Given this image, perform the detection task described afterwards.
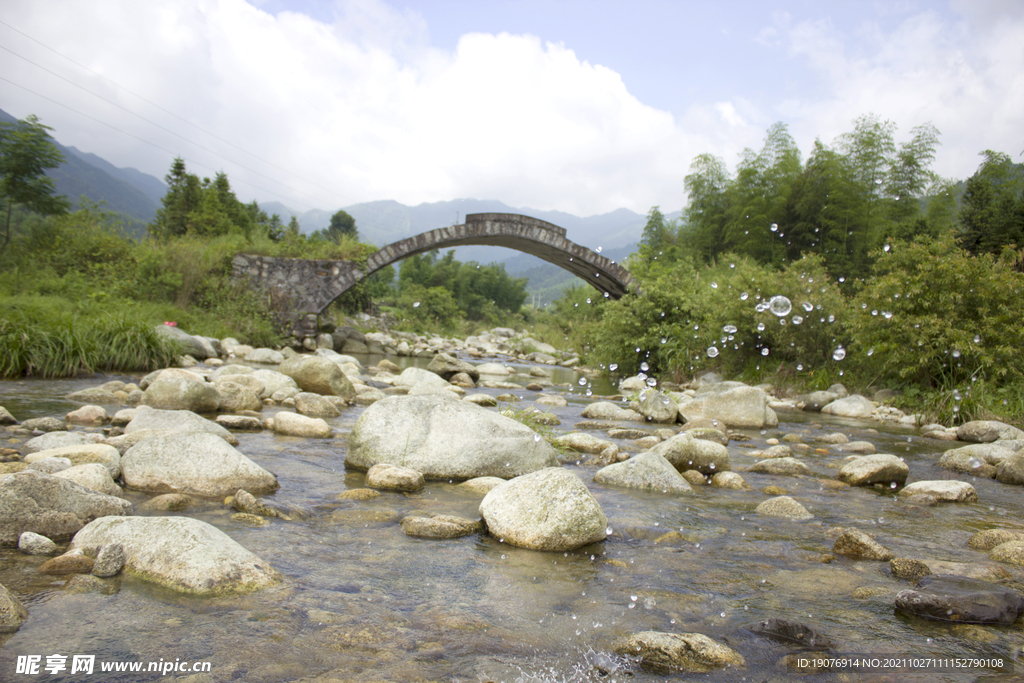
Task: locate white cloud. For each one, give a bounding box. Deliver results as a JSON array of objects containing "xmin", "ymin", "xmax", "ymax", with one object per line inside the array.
[{"xmin": 1, "ymin": 0, "xmax": 1021, "ymax": 218}]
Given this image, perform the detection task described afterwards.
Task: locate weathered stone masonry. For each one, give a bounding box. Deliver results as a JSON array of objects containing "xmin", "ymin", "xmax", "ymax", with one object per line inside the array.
[{"xmin": 232, "ymin": 213, "xmax": 634, "ymax": 336}]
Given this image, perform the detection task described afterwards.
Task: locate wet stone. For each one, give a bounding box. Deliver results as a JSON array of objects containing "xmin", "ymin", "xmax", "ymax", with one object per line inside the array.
[
  {"xmin": 833, "ymin": 529, "xmax": 893, "ymax": 561},
  {"xmin": 968, "ymin": 529, "xmax": 1024, "ymax": 551},
  {"xmin": 399, "ymin": 514, "xmax": 483, "ymax": 539},
  {"xmin": 894, "ymin": 574, "xmax": 1024, "ymax": 625},
  {"xmin": 746, "ymin": 617, "xmax": 836, "ymax": 650},
  {"xmin": 39, "ymin": 553, "xmax": 95, "ymax": 575},
  {"xmin": 890, "ymin": 558, "xmax": 932, "ymax": 582}
]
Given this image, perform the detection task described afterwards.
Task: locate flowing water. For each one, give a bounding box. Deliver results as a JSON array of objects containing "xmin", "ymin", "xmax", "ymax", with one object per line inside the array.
[{"xmin": 0, "ymin": 360, "xmax": 1022, "ymax": 682}]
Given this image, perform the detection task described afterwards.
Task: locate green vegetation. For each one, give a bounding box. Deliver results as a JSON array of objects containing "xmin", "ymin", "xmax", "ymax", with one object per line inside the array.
[
  {"xmin": 0, "ymin": 126, "xmax": 384, "ymax": 377},
  {"xmin": 538, "ymin": 116, "xmax": 1024, "ymax": 425},
  {"xmin": 371, "ymin": 249, "xmax": 529, "ymax": 335}
]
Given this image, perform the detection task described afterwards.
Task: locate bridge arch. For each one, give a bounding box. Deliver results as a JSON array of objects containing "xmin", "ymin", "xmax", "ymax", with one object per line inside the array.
[{"xmin": 231, "ymin": 213, "xmax": 634, "ymax": 335}]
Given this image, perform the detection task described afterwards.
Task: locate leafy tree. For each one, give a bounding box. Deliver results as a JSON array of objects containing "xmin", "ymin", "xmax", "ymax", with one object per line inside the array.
[
  {"xmin": 958, "ymin": 151, "xmax": 1024, "ymax": 256},
  {"xmin": 0, "ymin": 114, "xmax": 70, "ymax": 254},
  {"xmin": 328, "ymin": 210, "xmax": 357, "ymax": 241}
]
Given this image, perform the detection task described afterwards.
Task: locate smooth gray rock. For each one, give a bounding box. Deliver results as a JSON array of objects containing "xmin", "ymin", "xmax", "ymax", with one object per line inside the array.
[
  {"xmin": 23, "ymin": 431, "xmax": 98, "ymax": 454},
  {"xmin": 69, "ymin": 516, "xmax": 280, "ymax": 595},
  {"xmin": 638, "ymin": 390, "xmax": 679, "ymax": 423},
  {"xmin": 680, "ymin": 383, "xmax": 778, "ymax": 428},
  {"xmin": 250, "ymin": 369, "xmax": 299, "ymax": 398},
  {"xmin": 837, "ymin": 454, "xmax": 909, "ymax": 487},
  {"xmin": 24, "ymin": 444, "xmax": 121, "ymax": 479},
  {"xmin": 796, "ymin": 391, "xmax": 839, "ymax": 412},
  {"xmin": 54, "ymin": 463, "xmax": 123, "ymax": 497},
  {"xmin": 645, "ymin": 433, "xmax": 729, "ymax": 475},
  {"xmin": 479, "ymin": 468, "xmax": 607, "ymax": 551},
  {"xmin": 293, "ymin": 392, "xmax": 342, "ymax": 418},
  {"xmin": 0, "ymin": 470, "xmax": 132, "ymax": 545},
  {"xmin": 594, "ymin": 452, "xmax": 693, "ymax": 494},
  {"xmin": 957, "ymin": 420, "xmax": 1024, "ymax": 443},
  {"xmin": 580, "ymin": 402, "xmax": 644, "ymax": 422},
  {"xmin": 821, "ymin": 395, "xmax": 875, "ymax": 418},
  {"xmin": 141, "ymin": 378, "xmax": 221, "ymax": 412},
  {"xmin": 894, "ymin": 574, "xmax": 1024, "ymax": 624},
  {"xmin": 153, "ymin": 324, "xmax": 215, "ymax": 359},
  {"xmin": 266, "ymin": 411, "xmax": 333, "ymax": 438},
  {"xmin": 279, "ymin": 355, "xmax": 355, "ymax": 398},
  {"xmin": 122, "ymin": 432, "xmax": 278, "ymax": 497},
  {"xmin": 124, "ymin": 409, "xmax": 237, "ymax": 444},
  {"xmin": 27, "ymin": 457, "xmax": 72, "ymax": 474},
  {"xmin": 746, "ymin": 617, "xmax": 836, "ymax": 650},
  {"xmin": 20, "ymin": 417, "xmax": 66, "ymax": 432},
  {"xmin": 366, "ymin": 463, "xmax": 425, "ymax": 492},
  {"xmin": 400, "ymin": 514, "xmax": 482, "ymax": 539},
  {"xmin": 348, "ymin": 394, "xmax": 558, "ymax": 480}
]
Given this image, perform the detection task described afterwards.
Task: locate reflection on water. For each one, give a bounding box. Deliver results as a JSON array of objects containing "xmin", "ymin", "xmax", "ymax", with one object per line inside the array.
[{"xmin": 1, "ymin": 367, "xmax": 1022, "ymax": 681}]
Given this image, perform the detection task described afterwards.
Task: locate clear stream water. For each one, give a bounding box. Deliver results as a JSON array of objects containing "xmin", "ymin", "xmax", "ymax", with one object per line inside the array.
[{"xmin": 0, "ymin": 357, "xmax": 1022, "ymax": 682}]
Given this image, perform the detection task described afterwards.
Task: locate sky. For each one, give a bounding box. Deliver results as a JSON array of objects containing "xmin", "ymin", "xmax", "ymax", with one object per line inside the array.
[{"xmin": 1, "ymin": 0, "xmax": 1022, "ymax": 217}]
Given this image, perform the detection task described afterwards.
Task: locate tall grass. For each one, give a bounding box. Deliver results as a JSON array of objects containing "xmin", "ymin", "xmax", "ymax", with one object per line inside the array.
[{"xmin": 0, "ymin": 302, "xmax": 181, "ymax": 378}]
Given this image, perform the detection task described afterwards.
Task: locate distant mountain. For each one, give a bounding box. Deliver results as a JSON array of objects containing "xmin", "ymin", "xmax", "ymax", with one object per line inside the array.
[{"xmin": 0, "ymin": 108, "xmax": 166, "ymax": 233}]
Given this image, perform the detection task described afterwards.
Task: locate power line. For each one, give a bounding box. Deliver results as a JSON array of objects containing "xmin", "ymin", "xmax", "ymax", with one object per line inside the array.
[
  {"xmin": 0, "ymin": 75, "xmax": 327, "ymax": 211},
  {"xmin": 0, "ymin": 18, "xmax": 358, "ymax": 210},
  {"xmin": 0, "ymin": 43, "xmax": 338, "ymax": 211}
]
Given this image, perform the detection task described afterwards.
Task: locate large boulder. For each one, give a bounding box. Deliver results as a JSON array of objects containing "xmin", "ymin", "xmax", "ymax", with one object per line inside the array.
[
  {"xmin": 638, "ymin": 390, "xmax": 679, "ymax": 423},
  {"xmin": 821, "ymin": 395, "xmax": 875, "ymax": 419},
  {"xmin": 124, "ymin": 409, "xmax": 236, "ymax": 444},
  {"xmin": 479, "ymin": 468, "xmax": 607, "ymax": 551},
  {"xmin": 679, "ymin": 383, "xmax": 778, "ymax": 429},
  {"xmin": 121, "ymin": 432, "xmax": 278, "ymax": 497},
  {"xmin": 894, "ymin": 574, "xmax": 1024, "ymax": 624},
  {"xmin": 141, "ymin": 378, "xmax": 221, "ymax": 412},
  {"xmin": 153, "ymin": 324, "xmax": 215, "ymax": 359},
  {"xmin": 0, "ymin": 470, "xmax": 132, "ymax": 546},
  {"xmin": 593, "ymin": 452, "xmax": 693, "ymax": 494},
  {"xmin": 279, "ymin": 355, "xmax": 355, "ymax": 399},
  {"xmin": 836, "ymin": 454, "xmax": 909, "ymax": 487},
  {"xmin": 957, "ymin": 420, "xmax": 1024, "ymax": 443},
  {"xmin": 69, "ymin": 516, "xmax": 280, "ymax": 595},
  {"xmin": 347, "ymin": 394, "xmax": 558, "ymax": 480},
  {"xmin": 645, "ymin": 433, "xmax": 730, "ymax": 475}
]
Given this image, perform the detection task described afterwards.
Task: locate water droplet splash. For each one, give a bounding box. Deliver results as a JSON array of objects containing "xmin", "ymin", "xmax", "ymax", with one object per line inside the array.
[
  {"xmin": 707, "ymin": 346, "xmax": 720, "ymax": 358},
  {"xmin": 768, "ymin": 295, "xmax": 792, "ymax": 317},
  {"xmin": 832, "ymin": 346, "xmax": 847, "ymax": 361}
]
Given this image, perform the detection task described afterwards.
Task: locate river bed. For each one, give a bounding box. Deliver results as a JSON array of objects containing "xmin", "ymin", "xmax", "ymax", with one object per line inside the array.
[{"xmin": 1, "ymin": 357, "xmax": 1022, "ymax": 682}]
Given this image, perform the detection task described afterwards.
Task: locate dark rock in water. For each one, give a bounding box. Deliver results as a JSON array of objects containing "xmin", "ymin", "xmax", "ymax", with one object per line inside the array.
[
  {"xmin": 890, "ymin": 558, "xmax": 932, "ymax": 583},
  {"xmin": 746, "ymin": 617, "xmax": 836, "ymax": 650},
  {"xmin": 894, "ymin": 574, "xmax": 1024, "ymax": 625}
]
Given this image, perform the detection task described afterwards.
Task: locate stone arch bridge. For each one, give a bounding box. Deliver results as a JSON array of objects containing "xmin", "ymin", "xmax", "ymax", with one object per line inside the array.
[{"xmin": 232, "ymin": 213, "xmax": 634, "ymax": 336}]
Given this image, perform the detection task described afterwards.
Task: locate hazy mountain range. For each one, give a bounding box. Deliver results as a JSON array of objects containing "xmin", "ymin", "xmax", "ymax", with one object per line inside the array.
[{"xmin": 3, "ymin": 107, "xmax": 662, "ymax": 301}]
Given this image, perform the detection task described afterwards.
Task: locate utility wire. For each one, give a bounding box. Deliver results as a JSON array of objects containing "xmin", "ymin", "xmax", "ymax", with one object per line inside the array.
[
  {"xmin": 0, "ymin": 43, "xmax": 339, "ymax": 211},
  {"xmin": 0, "ymin": 74, "xmax": 327, "ymax": 211},
  {"xmin": 0, "ymin": 17, "xmax": 353, "ymax": 204}
]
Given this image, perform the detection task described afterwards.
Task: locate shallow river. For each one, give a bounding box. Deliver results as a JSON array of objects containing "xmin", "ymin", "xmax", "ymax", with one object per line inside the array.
[{"xmin": 0, "ymin": 357, "xmax": 1022, "ymax": 682}]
